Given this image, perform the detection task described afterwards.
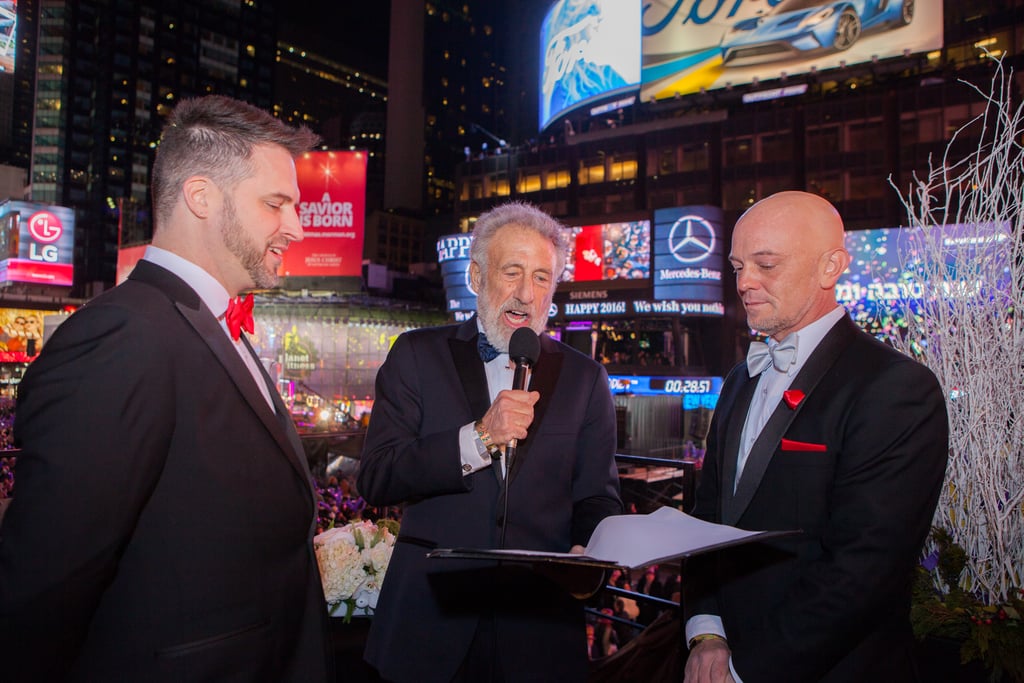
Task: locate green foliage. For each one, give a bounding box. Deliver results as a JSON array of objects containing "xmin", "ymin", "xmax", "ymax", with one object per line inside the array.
[
  {"xmin": 377, "ymin": 518, "xmax": 401, "ymax": 538},
  {"xmin": 913, "ymin": 528, "xmax": 1024, "ymax": 682}
]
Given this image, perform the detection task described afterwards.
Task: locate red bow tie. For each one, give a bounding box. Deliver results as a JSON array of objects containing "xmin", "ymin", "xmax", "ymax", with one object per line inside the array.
[{"xmin": 224, "ymin": 293, "xmax": 255, "ymax": 341}]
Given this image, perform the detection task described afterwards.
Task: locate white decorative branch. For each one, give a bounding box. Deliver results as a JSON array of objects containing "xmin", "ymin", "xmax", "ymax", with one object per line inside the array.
[{"xmin": 888, "ymin": 56, "xmax": 1024, "ymax": 605}]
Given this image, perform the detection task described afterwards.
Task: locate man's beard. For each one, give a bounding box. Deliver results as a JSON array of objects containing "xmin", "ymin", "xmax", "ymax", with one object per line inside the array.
[
  {"xmin": 221, "ymin": 195, "xmax": 277, "ymax": 289},
  {"xmin": 477, "ymin": 288, "xmax": 549, "ymax": 353}
]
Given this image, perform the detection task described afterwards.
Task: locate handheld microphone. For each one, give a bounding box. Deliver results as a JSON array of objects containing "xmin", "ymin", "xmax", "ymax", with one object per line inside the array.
[
  {"xmin": 498, "ymin": 327, "xmax": 540, "ymax": 548},
  {"xmin": 505, "ymin": 327, "xmax": 541, "ymax": 463}
]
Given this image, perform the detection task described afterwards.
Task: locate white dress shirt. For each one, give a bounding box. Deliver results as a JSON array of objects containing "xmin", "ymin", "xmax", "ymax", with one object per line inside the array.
[
  {"xmin": 457, "ymin": 324, "xmax": 529, "ymax": 479},
  {"xmin": 734, "ymin": 305, "xmax": 846, "ymax": 488},
  {"xmin": 142, "ymin": 246, "xmax": 275, "ymax": 410}
]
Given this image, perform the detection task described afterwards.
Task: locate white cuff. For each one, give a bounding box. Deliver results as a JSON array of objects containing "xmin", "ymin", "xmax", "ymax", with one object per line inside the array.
[
  {"xmin": 684, "ymin": 614, "xmax": 726, "ymax": 648},
  {"xmin": 459, "ymin": 422, "xmax": 493, "ymax": 476}
]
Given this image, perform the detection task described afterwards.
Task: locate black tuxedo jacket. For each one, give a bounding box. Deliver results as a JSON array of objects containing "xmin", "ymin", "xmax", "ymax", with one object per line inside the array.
[
  {"xmin": 0, "ymin": 260, "xmax": 331, "ymax": 682},
  {"xmin": 684, "ymin": 315, "xmax": 948, "ymax": 682},
  {"xmin": 357, "ymin": 317, "xmax": 621, "ymax": 683}
]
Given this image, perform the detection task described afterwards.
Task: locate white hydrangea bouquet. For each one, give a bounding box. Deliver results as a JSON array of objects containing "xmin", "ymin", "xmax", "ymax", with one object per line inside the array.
[{"xmin": 314, "ymin": 518, "xmax": 398, "ymax": 622}]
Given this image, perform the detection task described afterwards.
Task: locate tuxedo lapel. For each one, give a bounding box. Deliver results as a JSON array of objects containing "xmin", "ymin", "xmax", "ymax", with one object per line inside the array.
[
  {"xmin": 508, "ymin": 337, "xmax": 562, "ymax": 483},
  {"xmin": 128, "ymin": 261, "xmax": 313, "ymax": 492},
  {"xmin": 725, "ymin": 317, "xmax": 857, "ymax": 525},
  {"xmin": 450, "ymin": 320, "xmax": 490, "ymax": 422},
  {"xmin": 720, "ymin": 370, "xmax": 759, "ymax": 520},
  {"xmin": 175, "ymin": 302, "xmax": 313, "ymax": 484},
  {"xmin": 450, "ymin": 319, "xmax": 502, "ymax": 491},
  {"xmin": 241, "ymin": 334, "xmax": 315, "ymax": 493}
]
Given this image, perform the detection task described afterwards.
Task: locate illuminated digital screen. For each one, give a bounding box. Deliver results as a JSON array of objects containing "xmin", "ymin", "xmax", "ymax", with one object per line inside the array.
[
  {"xmin": 0, "ymin": 199, "xmax": 75, "ymax": 287},
  {"xmin": 563, "ymin": 220, "xmax": 650, "ymax": 283},
  {"xmin": 838, "ymin": 222, "xmax": 1011, "ymax": 334},
  {"xmin": 641, "ymin": 0, "xmax": 943, "ymax": 102},
  {"xmin": 540, "ymin": 0, "xmax": 642, "ymax": 130},
  {"xmin": 284, "ymin": 151, "xmax": 367, "ymax": 278},
  {"xmin": 0, "ymin": 1, "xmax": 15, "ymax": 74},
  {"xmin": 608, "ymin": 374, "xmax": 722, "ymax": 409},
  {"xmin": 436, "ymin": 233, "xmax": 477, "ymax": 315},
  {"xmin": 652, "ymin": 206, "xmax": 725, "ymax": 305},
  {"xmin": 538, "ymin": 0, "xmax": 944, "ymax": 129}
]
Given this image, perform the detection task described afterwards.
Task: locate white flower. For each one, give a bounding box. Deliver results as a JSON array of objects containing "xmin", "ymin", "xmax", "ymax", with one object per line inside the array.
[
  {"xmin": 314, "ymin": 520, "xmax": 397, "ymax": 616},
  {"xmin": 314, "ymin": 531, "xmax": 364, "ymax": 604},
  {"xmin": 364, "ymin": 539, "xmax": 393, "ymax": 574}
]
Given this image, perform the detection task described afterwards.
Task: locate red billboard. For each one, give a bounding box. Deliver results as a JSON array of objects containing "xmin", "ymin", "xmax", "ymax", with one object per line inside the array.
[{"xmin": 283, "ymin": 150, "xmax": 367, "ymax": 278}]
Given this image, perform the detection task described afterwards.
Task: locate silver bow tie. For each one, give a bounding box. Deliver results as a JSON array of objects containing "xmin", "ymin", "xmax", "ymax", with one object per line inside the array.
[{"xmin": 746, "ymin": 338, "xmax": 798, "ymax": 376}]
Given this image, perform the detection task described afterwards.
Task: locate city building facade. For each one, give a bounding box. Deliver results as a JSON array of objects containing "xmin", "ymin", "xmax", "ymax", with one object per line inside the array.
[
  {"xmin": 18, "ymin": 0, "xmax": 278, "ymax": 297},
  {"xmin": 453, "ymin": 0, "xmax": 1024, "ymax": 379}
]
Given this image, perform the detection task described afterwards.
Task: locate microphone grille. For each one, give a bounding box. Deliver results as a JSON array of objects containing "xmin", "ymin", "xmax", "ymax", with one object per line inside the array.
[{"xmin": 508, "ymin": 327, "xmax": 541, "ymax": 365}]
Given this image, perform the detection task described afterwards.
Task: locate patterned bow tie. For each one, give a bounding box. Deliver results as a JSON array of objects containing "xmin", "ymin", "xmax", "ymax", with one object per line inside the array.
[
  {"xmin": 746, "ymin": 338, "xmax": 797, "ymax": 376},
  {"xmin": 224, "ymin": 293, "xmax": 255, "ymax": 341},
  {"xmin": 477, "ymin": 331, "xmax": 502, "ymax": 362}
]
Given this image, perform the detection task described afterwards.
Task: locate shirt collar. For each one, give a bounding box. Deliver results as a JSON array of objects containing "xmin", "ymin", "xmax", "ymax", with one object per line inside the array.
[
  {"xmin": 774, "ymin": 305, "xmax": 846, "ymax": 373},
  {"xmin": 142, "ymin": 245, "xmax": 231, "ymax": 317}
]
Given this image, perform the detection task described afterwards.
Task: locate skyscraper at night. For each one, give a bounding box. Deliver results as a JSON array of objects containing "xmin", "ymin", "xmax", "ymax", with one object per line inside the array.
[
  {"xmin": 386, "ymin": 0, "xmax": 512, "ymax": 215},
  {"xmin": 16, "ymin": 0, "xmax": 278, "ymax": 296}
]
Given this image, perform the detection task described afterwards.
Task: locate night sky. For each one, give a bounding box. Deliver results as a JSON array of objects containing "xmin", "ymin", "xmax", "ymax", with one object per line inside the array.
[
  {"xmin": 278, "ymin": 0, "xmax": 555, "ymax": 145},
  {"xmin": 280, "ymin": 1, "xmax": 392, "ymax": 79}
]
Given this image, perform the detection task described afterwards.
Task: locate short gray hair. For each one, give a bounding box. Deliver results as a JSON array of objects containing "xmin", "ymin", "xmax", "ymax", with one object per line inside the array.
[{"xmin": 469, "ymin": 201, "xmax": 569, "ymax": 278}]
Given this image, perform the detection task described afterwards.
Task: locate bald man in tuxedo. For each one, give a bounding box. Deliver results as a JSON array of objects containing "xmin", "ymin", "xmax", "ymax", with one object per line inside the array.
[{"xmin": 683, "ymin": 191, "xmax": 948, "ymax": 683}]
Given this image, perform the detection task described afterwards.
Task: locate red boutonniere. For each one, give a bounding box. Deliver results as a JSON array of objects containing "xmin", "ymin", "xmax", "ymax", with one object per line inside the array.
[{"xmin": 783, "ymin": 389, "xmax": 805, "ymax": 410}]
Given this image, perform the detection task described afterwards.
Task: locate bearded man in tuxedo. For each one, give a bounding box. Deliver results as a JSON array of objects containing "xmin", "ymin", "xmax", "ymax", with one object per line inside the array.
[
  {"xmin": 0, "ymin": 96, "xmax": 331, "ymax": 682},
  {"xmin": 358, "ymin": 201, "xmax": 622, "ymax": 683}
]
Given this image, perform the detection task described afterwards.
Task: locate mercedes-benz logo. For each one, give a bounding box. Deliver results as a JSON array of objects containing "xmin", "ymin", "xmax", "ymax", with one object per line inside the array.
[{"xmin": 668, "ymin": 215, "xmax": 716, "ymax": 264}]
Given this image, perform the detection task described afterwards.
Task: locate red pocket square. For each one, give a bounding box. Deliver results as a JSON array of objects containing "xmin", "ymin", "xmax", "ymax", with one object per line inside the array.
[{"xmin": 781, "ymin": 438, "xmax": 827, "ymax": 452}]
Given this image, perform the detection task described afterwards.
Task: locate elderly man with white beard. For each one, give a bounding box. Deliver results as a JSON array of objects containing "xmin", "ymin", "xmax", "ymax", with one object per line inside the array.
[{"xmin": 357, "ymin": 201, "xmax": 622, "ymax": 683}]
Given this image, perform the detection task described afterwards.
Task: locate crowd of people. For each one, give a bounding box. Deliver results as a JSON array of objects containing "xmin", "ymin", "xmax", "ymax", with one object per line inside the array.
[
  {"xmin": 586, "ymin": 563, "xmax": 678, "ymax": 661},
  {"xmin": 0, "ymin": 399, "xmax": 14, "ymax": 516}
]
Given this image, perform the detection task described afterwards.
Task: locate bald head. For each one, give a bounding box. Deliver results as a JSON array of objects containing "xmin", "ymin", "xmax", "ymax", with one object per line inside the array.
[
  {"xmin": 738, "ymin": 190, "xmax": 846, "ymax": 252},
  {"xmin": 729, "ymin": 191, "xmax": 851, "ymax": 340}
]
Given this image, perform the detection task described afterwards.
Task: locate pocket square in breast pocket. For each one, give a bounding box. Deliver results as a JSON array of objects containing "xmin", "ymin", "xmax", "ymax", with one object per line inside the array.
[{"xmin": 780, "ymin": 438, "xmax": 827, "ymax": 452}]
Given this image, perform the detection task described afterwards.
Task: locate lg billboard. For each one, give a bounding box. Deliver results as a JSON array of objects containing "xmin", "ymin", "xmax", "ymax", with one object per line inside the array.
[
  {"xmin": 0, "ymin": 200, "xmax": 75, "ymax": 287},
  {"xmin": 539, "ymin": 0, "xmax": 944, "ymax": 130}
]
